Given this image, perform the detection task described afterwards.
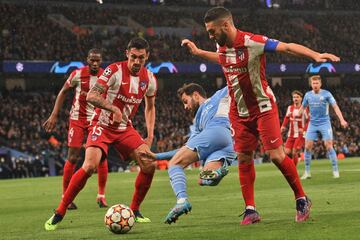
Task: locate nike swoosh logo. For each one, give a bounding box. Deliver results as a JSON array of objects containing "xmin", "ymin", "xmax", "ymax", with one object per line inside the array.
[
  {"xmin": 270, "ymin": 138, "xmax": 279, "ymax": 143},
  {"xmin": 122, "ymin": 82, "xmax": 129, "ymax": 85}
]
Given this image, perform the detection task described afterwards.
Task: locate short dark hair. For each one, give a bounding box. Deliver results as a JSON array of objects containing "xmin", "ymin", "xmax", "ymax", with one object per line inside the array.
[
  {"xmin": 88, "ymin": 48, "xmax": 102, "ymax": 56},
  {"xmin": 291, "ymin": 90, "xmax": 303, "ymax": 98},
  {"xmin": 127, "ymin": 37, "xmax": 150, "ymax": 52},
  {"xmin": 204, "ymin": 7, "xmax": 232, "ymax": 23},
  {"xmin": 177, "ymin": 83, "xmax": 207, "ymax": 99}
]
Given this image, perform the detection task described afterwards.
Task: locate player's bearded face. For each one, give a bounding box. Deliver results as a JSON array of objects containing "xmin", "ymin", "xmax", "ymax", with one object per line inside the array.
[
  {"xmin": 127, "ymin": 48, "xmax": 149, "ymax": 75},
  {"xmin": 182, "ymin": 94, "xmax": 200, "ymax": 117},
  {"xmin": 87, "ymin": 53, "xmax": 102, "ymax": 74},
  {"xmin": 206, "ymin": 22, "xmax": 228, "ymax": 47}
]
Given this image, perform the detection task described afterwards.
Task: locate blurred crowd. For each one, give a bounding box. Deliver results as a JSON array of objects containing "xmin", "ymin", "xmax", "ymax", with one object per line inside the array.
[
  {"xmin": 1, "ymin": 3, "xmax": 359, "ymax": 62},
  {"xmin": 1, "ymin": 83, "xmax": 360, "ymax": 179}
]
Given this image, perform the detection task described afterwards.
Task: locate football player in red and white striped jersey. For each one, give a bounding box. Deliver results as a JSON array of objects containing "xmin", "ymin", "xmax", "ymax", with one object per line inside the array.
[
  {"xmin": 281, "ymin": 91, "xmax": 309, "ymax": 166},
  {"xmin": 182, "ymin": 7, "xmax": 340, "ymax": 224},
  {"xmin": 45, "ymin": 38, "xmax": 157, "ymax": 230},
  {"xmin": 43, "ymin": 48, "xmax": 109, "ymax": 209}
]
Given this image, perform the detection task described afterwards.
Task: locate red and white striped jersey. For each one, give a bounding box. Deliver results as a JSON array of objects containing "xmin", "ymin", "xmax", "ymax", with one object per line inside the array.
[
  {"xmin": 65, "ymin": 66, "xmax": 104, "ymax": 122},
  {"xmin": 282, "ymin": 105, "xmax": 309, "ymax": 138},
  {"xmin": 95, "ymin": 61, "xmax": 157, "ymax": 131},
  {"xmin": 218, "ymin": 30, "xmax": 276, "ymax": 119}
]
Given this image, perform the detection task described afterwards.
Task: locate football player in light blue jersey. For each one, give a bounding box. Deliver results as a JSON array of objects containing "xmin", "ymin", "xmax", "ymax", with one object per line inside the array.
[
  {"xmin": 299, "ymin": 75, "xmax": 348, "ymax": 179},
  {"xmin": 155, "ymin": 83, "xmax": 236, "ymax": 224}
]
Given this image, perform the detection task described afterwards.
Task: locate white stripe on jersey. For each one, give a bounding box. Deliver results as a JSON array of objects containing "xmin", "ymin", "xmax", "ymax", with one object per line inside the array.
[
  {"xmin": 232, "ymin": 75, "xmax": 249, "ymax": 117},
  {"xmin": 225, "ymin": 47, "xmax": 237, "ymax": 64},
  {"xmin": 245, "ymin": 35, "xmax": 272, "ymax": 113},
  {"xmin": 86, "ymin": 75, "xmax": 98, "ymax": 122},
  {"xmin": 129, "ymin": 76, "xmax": 139, "ymax": 94}
]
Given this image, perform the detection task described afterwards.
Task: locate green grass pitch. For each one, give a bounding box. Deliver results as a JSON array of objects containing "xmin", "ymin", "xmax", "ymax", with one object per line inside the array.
[{"xmin": 1, "ymin": 158, "xmax": 360, "ymax": 240}]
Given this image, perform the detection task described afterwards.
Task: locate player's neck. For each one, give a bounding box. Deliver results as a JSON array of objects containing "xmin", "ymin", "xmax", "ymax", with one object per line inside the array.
[
  {"xmin": 226, "ymin": 27, "xmax": 238, "ymax": 47},
  {"xmin": 313, "ymin": 89, "xmax": 321, "ymax": 94},
  {"xmin": 199, "ymin": 97, "xmax": 206, "ymax": 105},
  {"xmin": 294, "ymin": 103, "xmax": 301, "ymax": 108}
]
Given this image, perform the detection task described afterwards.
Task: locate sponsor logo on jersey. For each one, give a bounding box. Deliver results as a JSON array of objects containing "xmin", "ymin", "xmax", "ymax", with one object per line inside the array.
[
  {"xmin": 222, "ymin": 66, "xmax": 248, "ymax": 73},
  {"xmin": 116, "ymin": 94, "xmax": 143, "ymax": 104}
]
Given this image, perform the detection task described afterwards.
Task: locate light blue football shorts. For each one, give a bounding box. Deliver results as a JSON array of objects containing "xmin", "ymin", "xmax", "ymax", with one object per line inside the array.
[
  {"xmin": 186, "ymin": 126, "xmax": 236, "ymax": 167},
  {"xmin": 305, "ymin": 122, "xmax": 333, "ymax": 141}
]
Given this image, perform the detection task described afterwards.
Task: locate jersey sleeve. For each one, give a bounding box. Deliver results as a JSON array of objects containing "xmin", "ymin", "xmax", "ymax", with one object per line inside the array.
[
  {"xmin": 327, "ymin": 91, "xmax": 336, "ymax": 105},
  {"xmin": 245, "ymin": 34, "xmax": 279, "ymax": 56},
  {"xmin": 302, "ymin": 93, "xmax": 309, "ymax": 107},
  {"xmin": 281, "ymin": 106, "xmax": 291, "ymax": 128},
  {"xmin": 96, "ymin": 64, "xmax": 118, "ymax": 90},
  {"xmin": 146, "ymin": 70, "xmax": 157, "ymax": 97},
  {"xmin": 65, "ymin": 69, "xmax": 80, "ymax": 88}
]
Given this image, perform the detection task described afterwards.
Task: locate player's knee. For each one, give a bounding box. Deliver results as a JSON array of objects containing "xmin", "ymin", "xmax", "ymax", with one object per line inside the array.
[
  {"xmin": 82, "ymin": 159, "xmax": 99, "ymax": 175},
  {"xmin": 168, "ymin": 158, "xmax": 187, "ymax": 168},
  {"xmin": 67, "ymin": 155, "xmax": 80, "ymax": 164},
  {"xmin": 68, "ymin": 148, "xmax": 82, "ymax": 163},
  {"xmin": 140, "ymin": 161, "xmax": 156, "ymax": 174},
  {"xmin": 237, "ymin": 151, "xmax": 253, "ymax": 164}
]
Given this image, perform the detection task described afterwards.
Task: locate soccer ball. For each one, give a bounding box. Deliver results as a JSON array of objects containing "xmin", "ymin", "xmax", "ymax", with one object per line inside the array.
[{"xmin": 104, "ymin": 204, "xmax": 135, "ymax": 234}]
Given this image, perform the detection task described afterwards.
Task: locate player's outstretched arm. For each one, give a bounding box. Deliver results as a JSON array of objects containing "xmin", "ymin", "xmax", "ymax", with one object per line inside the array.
[
  {"xmin": 275, "ymin": 42, "xmax": 340, "ymax": 62},
  {"xmin": 43, "ymin": 83, "xmax": 71, "ymax": 132},
  {"xmin": 156, "ymin": 149, "xmax": 179, "ymax": 160},
  {"xmin": 332, "ymin": 103, "xmax": 348, "ymax": 128},
  {"xmin": 87, "ymin": 82, "xmax": 122, "ymax": 124},
  {"xmin": 144, "ymin": 95, "xmax": 156, "ymax": 147},
  {"xmin": 181, "ymin": 39, "xmax": 220, "ymax": 63}
]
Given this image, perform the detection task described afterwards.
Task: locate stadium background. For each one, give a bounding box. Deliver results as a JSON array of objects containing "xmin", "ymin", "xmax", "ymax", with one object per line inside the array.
[{"xmin": 1, "ymin": 0, "xmax": 360, "ymax": 179}]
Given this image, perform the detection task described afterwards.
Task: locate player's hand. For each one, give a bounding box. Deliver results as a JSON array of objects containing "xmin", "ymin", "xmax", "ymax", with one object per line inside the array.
[
  {"xmin": 340, "ymin": 119, "xmax": 348, "ymax": 128},
  {"xmin": 111, "ymin": 107, "xmax": 122, "ymax": 125},
  {"xmin": 314, "ymin": 53, "xmax": 340, "ymax": 62},
  {"xmin": 43, "ymin": 115, "xmax": 57, "ymax": 132},
  {"xmin": 181, "ymin": 39, "xmax": 201, "ymax": 56},
  {"xmin": 280, "ymin": 126, "xmax": 286, "ymax": 133},
  {"xmin": 138, "ymin": 149, "xmax": 156, "ymax": 161}
]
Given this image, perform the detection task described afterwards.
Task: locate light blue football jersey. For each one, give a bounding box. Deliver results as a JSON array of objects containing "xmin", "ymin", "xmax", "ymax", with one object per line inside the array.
[
  {"xmin": 302, "ymin": 89, "xmax": 336, "ymax": 126},
  {"xmin": 191, "ymin": 87, "xmax": 230, "ymax": 136}
]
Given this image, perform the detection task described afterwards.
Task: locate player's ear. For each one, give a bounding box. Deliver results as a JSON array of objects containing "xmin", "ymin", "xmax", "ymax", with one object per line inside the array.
[
  {"xmin": 126, "ymin": 50, "xmax": 129, "ymax": 59},
  {"xmin": 145, "ymin": 51, "xmax": 150, "ymax": 61}
]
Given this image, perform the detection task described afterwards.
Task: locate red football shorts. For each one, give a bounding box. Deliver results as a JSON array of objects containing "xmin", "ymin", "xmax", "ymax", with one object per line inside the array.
[
  {"xmin": 85, "ymin": 124, "xmax": 145, "ymax": 159},
  {"xmin": 285, "ymin": 136, "xmax": 305, "ymax": 150},
  {"xmin": 230, "ymin": 107, "xmax": 283, "ymax": 152},
  {"xmin": 68, "ymin": 120, "xmax": 91, "ymax": 148}
]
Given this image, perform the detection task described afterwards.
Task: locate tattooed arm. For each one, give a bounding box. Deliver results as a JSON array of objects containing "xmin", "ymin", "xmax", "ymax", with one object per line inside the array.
[{"xmin": 87, "ymin": 82, "xmax": 122, "ymax": 123}]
